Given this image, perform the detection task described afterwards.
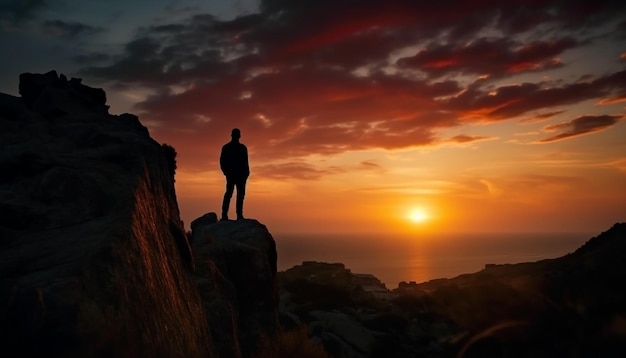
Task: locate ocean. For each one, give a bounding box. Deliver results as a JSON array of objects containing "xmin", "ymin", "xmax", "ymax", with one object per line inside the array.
[{"xmin": 274, "ymin": 232, "xmax": 593, "ymax": 289}]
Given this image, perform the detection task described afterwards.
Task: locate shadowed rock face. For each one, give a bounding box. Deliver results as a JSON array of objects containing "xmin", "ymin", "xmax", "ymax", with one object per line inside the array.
[
  {"xmin": 191, "ymin": 216, "xmax": 279, "ymax": 358},
  {"xmin": 0, "ymin": 73, "xmax": 211, "ymax": 357}
]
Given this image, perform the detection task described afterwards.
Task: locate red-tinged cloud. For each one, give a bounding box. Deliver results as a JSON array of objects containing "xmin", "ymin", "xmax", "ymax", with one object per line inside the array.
[
  {"xmin": 137, "ymin": 67, "xmax": 460, "ymax": 161},
  {"xmin": 538, "ymin": 115, "xmax": 623, "ymax": 143},
  {"xmin": 75, "ymin": 0, "xmax": 626, "ymax": 172},
  {"xmin": 446, "ymin": 70, "xmax": 626, "ymax": 120},
  {"xmin": 397, "ymin": 38, "xmax": 575, "ymax": 77},
  {"xmin": 598, "ymin": 95, "xmax": 626, "ymax": 105}
]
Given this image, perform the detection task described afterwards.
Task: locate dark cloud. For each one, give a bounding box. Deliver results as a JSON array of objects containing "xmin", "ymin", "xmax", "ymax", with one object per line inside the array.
[
  {"xmin": 397, "ymin": 37, "xmax": 576, "ymax": 78},
  {"xmin": 445, "ymin": 70, "xmax": 626, "ymax": 120},
  {"xmin": 41, "ymin": 20, "xmax": 103, "ymax": 38},
  {"xmin": 72, "ymin": 0, "xmax": 626, "ymax": 172},
  {"xmin": 0, "ymin": 0, "xmax": 47, "ymax": 21},
  {"xmin": 539, "ymin": 115, "xmax": 623, "ymax": 143},
  {"xmin": 80, "ymin": 15, "xmax": 235, "ymax": 86},
  {"xmin": 82, "ymin": 0, "xmax": 622, "ymax": 87},
  {"xmin": 72, "ymin": 52, "xmax": 111, "ymax": 65},
  {"xmin": 617, "ymin": 19, "xmax": 626, "ymax": 40}
]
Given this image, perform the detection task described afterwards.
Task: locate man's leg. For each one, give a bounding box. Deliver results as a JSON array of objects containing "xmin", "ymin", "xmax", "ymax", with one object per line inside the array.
[
  {"xmin": 221, "ymin": 178, "xmax": 235, "ymax": 220},
  {"xmin": 235, "ymin": 178, "xmax": 247, "ymax": 220}
]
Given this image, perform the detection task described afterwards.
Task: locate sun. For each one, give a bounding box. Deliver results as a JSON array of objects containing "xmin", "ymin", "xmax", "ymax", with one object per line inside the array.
[{"xmin": 407, "ymin": 208, "xmax": 429, "ymax": 224}]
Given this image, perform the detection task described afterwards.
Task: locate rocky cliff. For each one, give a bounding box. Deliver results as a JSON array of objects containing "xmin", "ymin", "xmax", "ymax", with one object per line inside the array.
[{"xmin": 0, "ymin": 71, "xmax": 279, "ymax": 357}]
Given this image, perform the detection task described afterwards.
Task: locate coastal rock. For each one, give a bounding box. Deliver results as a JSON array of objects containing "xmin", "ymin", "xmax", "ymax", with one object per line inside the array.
[
  {"xmin": 393, "ymin": 223, "xmax": 626, "ymax": 357},
  {"xmin": 191, "ymin": 216, "xmax": 279, "ymax": 357},
  {"xmin": 0, "ymin": 73, "xmax": 209, "ymax": 357},
  {"xmin": 278, "ymin": 261, "xmax": 465, "ymax": 357}
]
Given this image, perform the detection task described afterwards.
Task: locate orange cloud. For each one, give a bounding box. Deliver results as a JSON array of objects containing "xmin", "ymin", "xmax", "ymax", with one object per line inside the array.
[
  {"xmin": 598, "ymin": 95, "xmax": 626, "ymax": 105},
  {"xmin": 520, "ymin": 110, "xmax": 565, "ymax": 123},
  {"xmin": 447, "ymin": 134, "xmax": 494, "ymax": 143},
  {"xmin": 539, "ymin": 115, "xmax": 623, "ymax": 143}
]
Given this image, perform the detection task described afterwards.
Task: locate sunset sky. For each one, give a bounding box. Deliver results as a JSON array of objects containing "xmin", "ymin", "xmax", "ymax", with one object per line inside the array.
[{"xmin": 1, "ymin": 0, "xmax": 625, "ymax": 235}]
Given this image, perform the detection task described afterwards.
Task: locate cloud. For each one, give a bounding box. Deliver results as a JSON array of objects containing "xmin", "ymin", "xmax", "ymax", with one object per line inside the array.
[
  {"xmin": 72, "ymin": 52, "xmax": 111, "ymax": 65},
  {"xmin": 397, "ymin": 37, "xmax": 576, "ymax": 78},
  {"xmin": 73, "ymin": 0, "xmax": 626, "ymax": 173},
  {"xmin": 358, "ymin": 161, "xmax": 383, "ymax": 171},
  {"xmin": 253, "ymin": 161, "xmax": 344, "ymax": 180},
  {"xmin": 520, "ymin": 110, "xmax": 565, "ymax": 123},
  {"xmin": 41, "ymin": 20, "xmax": 103, "ymax": 38},
  {"xmin": 80, "ymin": 15, "xmax": 232, "ymax": 87},
  {"xmin": 0, "ymin": 0, "xmax": 47, "ymax": 21},
  {"xmin": 598, "ymin": 95, "xmax": 626, "ymax": 105},
  {"xmin": 539, "ymin": 115, "xmax": 623, "ymax": 143},
  {"xmin": 447, "ymin": 135, "xmax": 494, "ymax": 144},
  {"xmin": 0, "ymin": 0, "xmax": 47, "ymax": 31},
  {"xmin": 446, "ymin": 70, "xmax": 626, "ymax": 120},
  {"xmin": 507, "ymin": 174, "xmax": 585, "ymax": 191},
  {"xmin": 81, "ymin": 1, "xmax": 625, "ymax": 87}
]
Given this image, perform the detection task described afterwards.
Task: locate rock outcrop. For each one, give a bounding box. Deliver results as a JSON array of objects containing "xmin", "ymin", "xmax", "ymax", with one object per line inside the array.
[
  {"xmin": 18, "ymin": 71, "xmax": 109, "ymax": 116},
  {"xmin": 278, "ymin": 261, "xmax": 458, "ymax": 358},
  {"xmin": 279, "ymin": 224, "xmax": 626, "ymax": 358},
  {"xmin": 0, "ymin": 72, "xmax": 210, "ymax": 357},
  {"xmin": 191, "ymin": 215, "xmax": 279, "ymax": 358}
]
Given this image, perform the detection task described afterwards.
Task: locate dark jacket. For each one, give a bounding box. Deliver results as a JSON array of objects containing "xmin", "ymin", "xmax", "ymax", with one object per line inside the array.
[{"xmin": 220, "ymin": 141, "xmax": 249, "ymax": 179}]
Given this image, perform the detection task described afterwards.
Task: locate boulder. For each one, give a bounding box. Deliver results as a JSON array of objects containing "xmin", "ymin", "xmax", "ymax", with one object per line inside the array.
[
  {"xmin": 192, "ymin": 216, "xmax": 279, "ymax": 357},
  {"xmin": 190, "ymin": 212, "xmax": 218, "ymax": 234},
  {"xmin": 309, "ymin": 310, "xmax": 377, "ymax": 357}
]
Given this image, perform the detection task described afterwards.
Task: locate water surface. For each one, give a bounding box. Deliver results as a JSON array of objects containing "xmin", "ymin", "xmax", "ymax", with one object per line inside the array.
[{"xmin": 275, "ymin": 232, "xmax": 592, "ymax": 288}]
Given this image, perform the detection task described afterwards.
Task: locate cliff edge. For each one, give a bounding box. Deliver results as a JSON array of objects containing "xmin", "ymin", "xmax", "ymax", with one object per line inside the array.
[{"xmin": 0, "ymin": 71, "xmax": 209, "ymax": 357}]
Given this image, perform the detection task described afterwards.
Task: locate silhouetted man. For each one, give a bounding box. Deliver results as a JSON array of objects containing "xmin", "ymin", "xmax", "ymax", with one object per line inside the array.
[{"xmin": 220, "ymin": 128, "xmax": 249, "ymax": 220}]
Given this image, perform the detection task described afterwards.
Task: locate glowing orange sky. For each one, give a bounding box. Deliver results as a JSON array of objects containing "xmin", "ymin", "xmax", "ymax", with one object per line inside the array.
[{"xmin": 1, "ymin": 0, "xmax": 625, "ymax": 234}]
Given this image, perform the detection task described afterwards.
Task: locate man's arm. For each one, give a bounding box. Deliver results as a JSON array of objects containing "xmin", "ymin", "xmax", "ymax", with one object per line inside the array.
[
  {"xmin": 219, "ymin": 146, "xmax": 226, "ymax": 174},
  {"xmin": 244, "ymin": 146, "xmax": 250, "ymax": 178}
]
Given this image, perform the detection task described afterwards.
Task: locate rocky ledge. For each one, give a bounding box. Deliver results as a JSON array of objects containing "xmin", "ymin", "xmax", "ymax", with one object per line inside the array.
[{"xmin": 191, "ymin": 214, "xmax": 279, "ymax": 357}]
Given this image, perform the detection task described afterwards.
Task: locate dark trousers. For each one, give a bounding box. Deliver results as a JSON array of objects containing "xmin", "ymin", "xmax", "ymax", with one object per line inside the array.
[{"xmin": 222, "ymin": 177, "xmax": 246, "ymax": 219}]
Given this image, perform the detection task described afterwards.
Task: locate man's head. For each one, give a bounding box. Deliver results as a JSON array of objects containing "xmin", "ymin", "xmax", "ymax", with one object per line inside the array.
[{"xmin": 231, "ymin": 128, "xmax": 241, "ymax": 139}]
